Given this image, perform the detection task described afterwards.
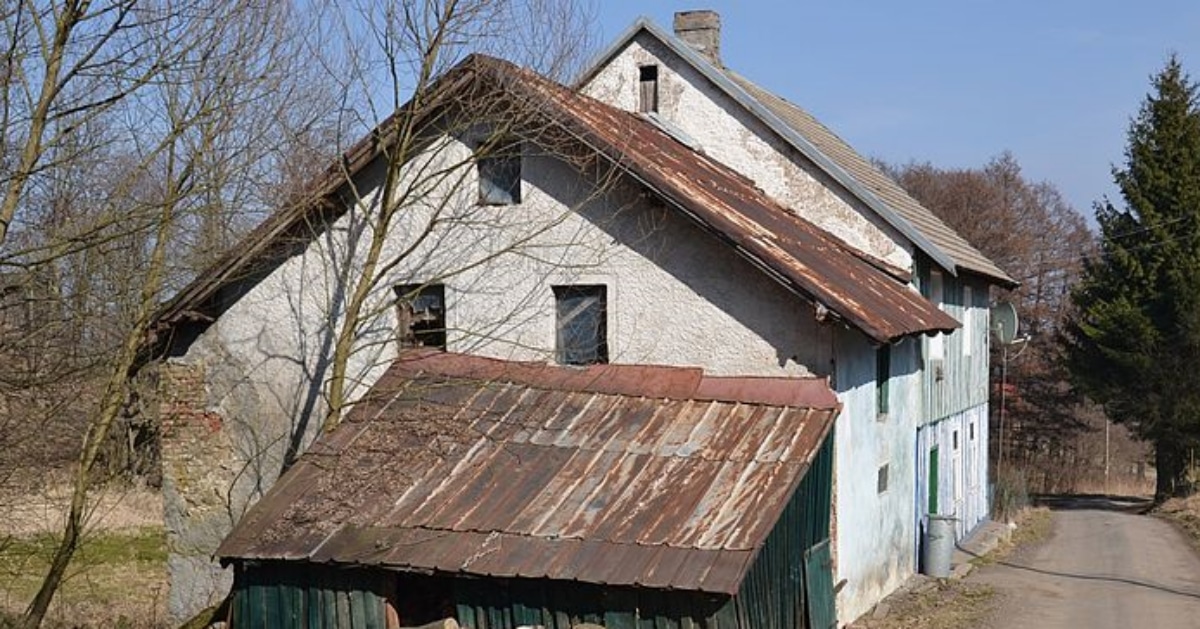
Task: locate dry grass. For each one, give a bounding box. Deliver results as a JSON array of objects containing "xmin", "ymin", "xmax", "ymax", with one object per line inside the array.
[
  {"xmin": 1070, "ymin": 475, "xmax": 1155, "ymax": 498},
  {"xmin": 971, "ymin": 507, "xmax": 1053, "ymax": 567},
  {"xmin": 850, "ymin": 507, "xmax": 1051, "ymax": 629},
  {"xmin": 849, "ymin": 579, "xmax": 996, "ymax": 629},
  {"xmin": 1156, "ymin": 493, "xmax": 1200, "ymax": 555},
  {"xmin": 0, "ymin": 482, "xmax": 162, "ymax": 538},
  {"xmin": 0, "ymin": 484, "xmax": 168, "ymax": 628}
]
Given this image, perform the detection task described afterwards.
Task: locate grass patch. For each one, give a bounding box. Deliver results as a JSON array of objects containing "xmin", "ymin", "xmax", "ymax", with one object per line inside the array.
[
  {"xmin": 0, "ymin": 526, "xmax": 167, "ymax": 628},
  {"xmin": 971, "ymin": 507, "xmax": 1053, "ymax": 567}
]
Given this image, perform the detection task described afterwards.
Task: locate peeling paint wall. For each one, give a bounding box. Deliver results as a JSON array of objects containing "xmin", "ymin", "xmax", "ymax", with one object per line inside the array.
[
  {"xmin": 160, "ymin": 137, "xmax": 837, "ymax": 622},
  {"xmin": 580, "ymin": 32, "xmax": 913, "ymax": 272},
  {"xmin": 832, "ymin": 329, "xmax": 922, "ymax": 624}
]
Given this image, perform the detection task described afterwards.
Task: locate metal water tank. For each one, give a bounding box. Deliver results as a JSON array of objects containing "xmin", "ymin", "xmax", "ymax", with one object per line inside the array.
[{"xmin": 922, "ymin": 514, "xmax": 957, "ymax": 577}]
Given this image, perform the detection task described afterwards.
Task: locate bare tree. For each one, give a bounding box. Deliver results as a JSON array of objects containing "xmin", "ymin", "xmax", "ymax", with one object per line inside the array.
[
  {"xmin": 0, "ymin": 1, "xmax": 336, "ymax": 624},
  {"xmin": 301, "ymin": 0, "xmax": 599, "ymax": 433}
]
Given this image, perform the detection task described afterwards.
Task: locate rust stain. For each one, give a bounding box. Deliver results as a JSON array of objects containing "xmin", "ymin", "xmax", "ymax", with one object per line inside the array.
[{"xmin": 217, "ymin": 352, "xmax": 837, "ymax": 595}]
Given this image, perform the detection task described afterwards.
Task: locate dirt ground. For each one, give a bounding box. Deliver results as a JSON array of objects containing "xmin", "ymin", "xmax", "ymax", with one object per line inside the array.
[
  {"xmin": 0, "ymin": 483, "xmax": 168, "ymax": 628},
  {"xmin": 848, "ymin": 508, "xmax": 1052, "ymax": 629}
]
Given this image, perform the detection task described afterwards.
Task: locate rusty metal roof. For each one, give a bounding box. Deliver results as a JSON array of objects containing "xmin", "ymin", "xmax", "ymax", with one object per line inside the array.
[
  {"xmin": 492, "ymin": 57, "xmax": 959, "ymax": 342},
  {"xmin": 150, "ymin": 54, "xmax": 959, "ymax": 349},
  {"xmin": 578, "ymin": 18, "xmax": 1014, "ymax": 288},
  {"xmin": 218, "ymin": 351, "xmax": 839, "ymax": 594}
]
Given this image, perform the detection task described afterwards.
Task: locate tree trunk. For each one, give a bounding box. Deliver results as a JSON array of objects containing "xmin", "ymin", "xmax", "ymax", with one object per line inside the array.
[{"xmin": 1155, "ymin": 440, "xmax": 1183, "ymax": 503}]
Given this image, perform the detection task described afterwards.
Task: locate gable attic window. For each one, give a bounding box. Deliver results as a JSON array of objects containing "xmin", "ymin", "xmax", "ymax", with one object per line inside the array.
[
  {"xmin": 395, "ymin": 283, "xmax": 446, "ymax": 350},
  {"xmin": 477, "ymin": 139, "xmax": 522, "ymax": 205},
  {"xmin": 554, "ymin": 285, "xmax": 608, "ymax": 365},
  {"xmin": 639, "ymin": 65, "xmax": 659, "ymax": 113}
]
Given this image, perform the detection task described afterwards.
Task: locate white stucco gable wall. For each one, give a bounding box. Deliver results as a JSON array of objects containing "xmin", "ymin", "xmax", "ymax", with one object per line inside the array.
[{"xmin": 580, "ymin": 31, "xmax": 914, "ymax": 273}]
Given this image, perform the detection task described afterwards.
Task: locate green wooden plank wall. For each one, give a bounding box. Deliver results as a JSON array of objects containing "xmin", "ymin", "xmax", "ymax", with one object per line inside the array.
[
  {"xmin": 730, "ymin": 432, "xmax": 835, "ymax": 629},
  {"xmin": 230, "ymin": 562, "xmax": 390, "ymax": 628}
]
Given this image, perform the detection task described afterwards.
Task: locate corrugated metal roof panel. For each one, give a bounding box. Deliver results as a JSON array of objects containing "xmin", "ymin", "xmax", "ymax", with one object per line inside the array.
[{"xmin": 218, "ymin": 352, "xmax": 838, "ymax": 594}]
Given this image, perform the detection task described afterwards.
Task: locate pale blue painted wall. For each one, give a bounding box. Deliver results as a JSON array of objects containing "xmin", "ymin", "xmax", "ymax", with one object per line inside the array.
[{"xmin": 832, "ymin": 330, "xmax": 923, "ymax": 622}]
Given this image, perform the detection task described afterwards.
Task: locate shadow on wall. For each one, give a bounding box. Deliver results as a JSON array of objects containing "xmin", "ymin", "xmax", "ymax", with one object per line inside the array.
[{"xmin": 527, "ymin": 154, "xmax": 829, "ymax": 375}]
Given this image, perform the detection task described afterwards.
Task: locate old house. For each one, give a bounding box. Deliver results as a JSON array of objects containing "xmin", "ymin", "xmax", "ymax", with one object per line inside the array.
[
  {"xmin": 150, "ymin": 15, "xmax": 1007, "ymax": 627},
  {"xmin": 576, "ymin": 12, "xmax": 1016, "ymax": 621}
]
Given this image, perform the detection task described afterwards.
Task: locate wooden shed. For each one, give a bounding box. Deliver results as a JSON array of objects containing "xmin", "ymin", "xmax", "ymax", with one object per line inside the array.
[{"xmin": 219, "ymin": 352, "xmax": 839, "ymax": 628}]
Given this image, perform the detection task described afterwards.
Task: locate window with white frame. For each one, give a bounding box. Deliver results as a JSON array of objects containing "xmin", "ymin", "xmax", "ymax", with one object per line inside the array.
[{"xmin": 929, "ymin": 270, "xmax": 945, "ymax": 362}]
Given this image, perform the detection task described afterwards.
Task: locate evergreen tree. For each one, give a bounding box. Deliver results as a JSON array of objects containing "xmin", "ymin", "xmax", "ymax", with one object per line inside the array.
[{"xmin": 1066, "ymin": 56, "xmax": 1200, "ymax": 500}]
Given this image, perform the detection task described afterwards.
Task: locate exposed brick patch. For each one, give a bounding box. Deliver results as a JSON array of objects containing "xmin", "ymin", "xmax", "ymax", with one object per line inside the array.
[{"xmin": 159, "ymin": 360, "xmax": 240, "ymax": 623}]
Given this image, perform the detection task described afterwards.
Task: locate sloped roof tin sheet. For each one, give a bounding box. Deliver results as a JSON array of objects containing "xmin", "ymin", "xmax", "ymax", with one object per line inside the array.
[
  {"xmin": 218, "ymin": 352, "xmax": 839, "ymax": 594},
  {"xmin": 577, "ymin": 18, "xmax": 1014, "ymax": 287},
  {"xmin": 498, "ymin": 58, "xmax": 959, "ymax": 341}
]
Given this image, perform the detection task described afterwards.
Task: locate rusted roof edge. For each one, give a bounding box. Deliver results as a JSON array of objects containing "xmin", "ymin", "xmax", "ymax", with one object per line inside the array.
[
  {"xmin": 385, "ymin": 350, "xmax": 840, "ymax": 408},
  {"xmin": 574, "ymin": 19, "xmax": 964, "ymax": 278}
]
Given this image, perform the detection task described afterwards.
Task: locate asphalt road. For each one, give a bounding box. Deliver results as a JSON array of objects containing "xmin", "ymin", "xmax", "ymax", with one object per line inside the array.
[{"xmin": 973, "ymin": 496, "xmax": 1200, "ymax": 628}]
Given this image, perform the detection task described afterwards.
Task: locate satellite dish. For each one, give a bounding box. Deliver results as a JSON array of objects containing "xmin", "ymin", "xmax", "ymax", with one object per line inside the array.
[{"xmin": 990, "ymin": 302, "xmax": 1019, "ymax": 345}]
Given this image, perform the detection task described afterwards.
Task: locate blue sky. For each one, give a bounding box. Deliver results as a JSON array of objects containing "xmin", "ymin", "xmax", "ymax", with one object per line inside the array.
[{"xmin": 594, "ymin": 2, "xmax": 1200, "ymax": 221}]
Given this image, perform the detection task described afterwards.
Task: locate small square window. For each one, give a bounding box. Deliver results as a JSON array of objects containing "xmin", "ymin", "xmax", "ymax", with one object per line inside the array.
[
  {"xmin": 877, "ymin": 463, "xmax": 890, "ymax": 494},
  {"xmin": 477, "ymin": 140, "xmax": 521, "ymax": 205},
  {"xmin": 395, "ymin": 284, "xmax": 446, "ymax": 350},
  {"xmin": 639, "ymin": 65, "xmax": 659, "ymax": 113},
  {"xmin": 554, "ymin": 285, "xmax": 607, "ymax": 365}
]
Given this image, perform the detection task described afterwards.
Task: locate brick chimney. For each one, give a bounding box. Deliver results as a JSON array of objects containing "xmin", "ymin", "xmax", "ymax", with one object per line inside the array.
[{"xmin": 673, "ymin": 10, "xmax": 721, "ymax": 66}]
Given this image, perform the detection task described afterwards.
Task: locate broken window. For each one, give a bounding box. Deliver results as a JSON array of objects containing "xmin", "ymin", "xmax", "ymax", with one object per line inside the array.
[
  {"xmin": 876, "ymin": 344, "xmax": 890, "ymax": 418},
  {"xmin": 477, "ymin": 138, "xmax": 522, "ymax": 205},
  {"xmin": 639, "ymin": 65, "xmax": 659, "ymax": 113},
  {"xmin": 554, "ymin": 285, "xmax": 607, "ymax": 365},
  {"xmin": 395, "ymin": 284, "xmax": 446, "ymax": 350}
]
